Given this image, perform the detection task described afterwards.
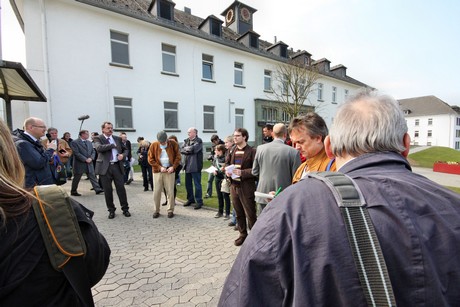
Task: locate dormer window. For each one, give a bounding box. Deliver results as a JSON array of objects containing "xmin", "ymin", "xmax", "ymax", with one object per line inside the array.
[
  {"xmin": 199, "ymin": 15, "xmax": 223, "ymax": 38},
  {"xmin": 280, "ymin": 45, "xmax": 287, "ymax": 58},
  {"xmin": 250, "ymin": 34, "xmax": 258, "ymax": 48},
  {"xmin": 211, "ymin": 19, "xmax": 221, "ymax": 36},
  {"xmin": 159, "ymin": 2, "xmax": 172, "ymax": 19},
  {"xmin": 149, "ymin": 0, "xmax": 175, "ymax": 21}
]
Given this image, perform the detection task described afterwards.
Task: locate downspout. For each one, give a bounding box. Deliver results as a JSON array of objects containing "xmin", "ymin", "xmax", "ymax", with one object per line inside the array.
[{"xmin": 39, "ymin": 0, "xmax": 52, "ymax": 125}]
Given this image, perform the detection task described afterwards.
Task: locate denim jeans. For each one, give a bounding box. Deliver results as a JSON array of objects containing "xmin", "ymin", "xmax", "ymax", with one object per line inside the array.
[{"xmin": 185, "ymin": 172, "xmax": 203, "ymax": 204}]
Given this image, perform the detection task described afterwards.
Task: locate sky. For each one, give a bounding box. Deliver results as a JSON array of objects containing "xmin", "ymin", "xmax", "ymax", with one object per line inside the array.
[{"xmin": 2, "ymin": 0, "xmax": 460, "ymax": 104}]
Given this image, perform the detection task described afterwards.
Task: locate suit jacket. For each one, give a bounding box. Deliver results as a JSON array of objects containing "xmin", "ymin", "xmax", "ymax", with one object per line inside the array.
[
  {"xmin": 93, "ymin": 135, "xmax": 128, "ymax": 176},
  {"xmin": 71, "ymin": 138, "xmax": 96, "ymax": 175},
  {"xmin": 252, "ymin": 139, "xmax": 301, "ymax": 204}
]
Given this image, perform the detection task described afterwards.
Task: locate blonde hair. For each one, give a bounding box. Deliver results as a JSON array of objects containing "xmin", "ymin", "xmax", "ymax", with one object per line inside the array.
[{"xmin": 0, "ymin": 119, "xmax": 33, "ymax": 227}]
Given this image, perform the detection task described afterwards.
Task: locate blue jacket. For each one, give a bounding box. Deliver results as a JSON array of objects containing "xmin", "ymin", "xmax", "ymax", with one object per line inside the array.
[
  {"xmin": 219, "ymin": 152, "xmax": 460, "ymax": 306},
  {"xmin": 13, "ymin": 129, "xmax": 55, "ymax": 188}
]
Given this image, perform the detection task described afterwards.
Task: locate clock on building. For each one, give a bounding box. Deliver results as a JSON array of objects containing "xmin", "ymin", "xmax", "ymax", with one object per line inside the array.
[
  {"xmin": 226, "ymin": 9, "xmax": 234, "ymax": 24},
  {"xmin": 240, "ymin": 7, "xmax": 251, "ymax": 22}
]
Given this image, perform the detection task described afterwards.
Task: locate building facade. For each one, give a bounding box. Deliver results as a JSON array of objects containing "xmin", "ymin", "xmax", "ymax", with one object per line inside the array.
[
  {"xmin": 399, "ymin": 95, "xmax": 460, "ymax": 150},
  {"xmin": 9, "ymin": 0, "xmax": 369, "ymax": 146}
]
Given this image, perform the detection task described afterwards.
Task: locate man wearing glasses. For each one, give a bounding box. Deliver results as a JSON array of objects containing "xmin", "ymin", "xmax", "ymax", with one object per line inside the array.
[
  {"xmin": 13, "ymin": 117, "xmax": 57, "ymax": 188},
  {"xmin": 225, "ymin": 128, "xmax": 257, "ymax": 246}
]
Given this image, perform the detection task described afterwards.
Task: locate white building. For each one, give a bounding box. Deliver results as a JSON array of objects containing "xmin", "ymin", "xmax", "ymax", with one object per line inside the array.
[
  {"xmin": 399, "ymin": 96, "xmax": 460, "ymax": 150},
  {"xmin": 8, "ymin": 0, "xmax": 369, "ymax": 145}
]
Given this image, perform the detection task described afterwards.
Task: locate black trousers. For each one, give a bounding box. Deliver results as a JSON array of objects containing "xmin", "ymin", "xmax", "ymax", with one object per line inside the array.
[{"xmin": 99, "ymin": 163, "xmax": 129, "ymax": 213}]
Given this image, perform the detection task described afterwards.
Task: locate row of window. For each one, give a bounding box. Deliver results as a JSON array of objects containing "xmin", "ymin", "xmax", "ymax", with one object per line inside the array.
[
  {"xmin": 414, "ymin": 130, "xmax": 432, "ymax": 138},
  {"xmin": 111, "ymin": 30, "xmax": 348, "ymax": 102},
  {"xmin": 414, "ymin": 118, "xmax": 433, "ymax": 126},
  {"xmin": 114, "ymin": 97, "xmax": 244, "ymax": 130},
  {"xmin": 261, "ymin": 107, "xmax": 292, "ymax": 123}
]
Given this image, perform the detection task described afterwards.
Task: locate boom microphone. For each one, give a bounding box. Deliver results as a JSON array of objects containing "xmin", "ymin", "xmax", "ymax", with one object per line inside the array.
[{"xmin": 78, "ymin": 115, "xmax": 90, "ymax": 121}]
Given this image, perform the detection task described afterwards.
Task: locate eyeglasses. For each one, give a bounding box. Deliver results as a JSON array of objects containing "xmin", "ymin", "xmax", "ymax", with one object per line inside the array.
[{"xmin": 32, "ymin": 125, "xmax": 46, "ymax": 129}]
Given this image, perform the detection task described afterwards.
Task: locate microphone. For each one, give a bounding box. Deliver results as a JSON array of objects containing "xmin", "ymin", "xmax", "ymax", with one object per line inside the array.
[
  {"xmin": 46, "ymin": 133, "xmax": 52, "ymax": 142},
  {"xmin": 78, "ymin": 115, "xmax": 90, "ymax": 121}
]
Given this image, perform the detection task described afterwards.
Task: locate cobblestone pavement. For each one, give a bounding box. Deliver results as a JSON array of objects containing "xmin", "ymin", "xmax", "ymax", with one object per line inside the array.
[
  {"xmin": 63, "ymin": 166, "xmax": 458, "ymax": 306},
  {"xmin": 63, "ymin": 174, "xmax": 239, "ymax": 306}
]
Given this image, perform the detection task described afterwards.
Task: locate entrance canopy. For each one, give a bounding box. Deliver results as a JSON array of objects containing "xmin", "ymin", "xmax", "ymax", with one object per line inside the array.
[{"xmin": 0, "ymin": 60, "xmax": 47, "ymax": 130}]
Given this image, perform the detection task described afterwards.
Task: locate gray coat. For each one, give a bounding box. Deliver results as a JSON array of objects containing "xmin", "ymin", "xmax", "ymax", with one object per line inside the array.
[
  {"xmin": 252, "ymin": 139, "xmax": 300, "ymax": 204},
  {"xmin": 71, "ymin": 138, "xmax": 96, "ymax": 175},
  {"xmin": 220, "ymin": 152, "xmax": 460, "ymax": 306},
  {"xmin": 180, "ymin": 137, "xmax": 203, "ymax": 173}
]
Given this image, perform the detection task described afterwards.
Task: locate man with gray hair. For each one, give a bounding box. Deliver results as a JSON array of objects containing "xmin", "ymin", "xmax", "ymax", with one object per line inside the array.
[
  {"xmin": 219, "ymin": 91, "xmax": 460, "ymax": 305},
  {"xmin": 252, "ymin": 123, "xmax": 300, "ymax": 213},
  {"xmin": 148, "ymin": 130, "xmax": 181, "ymax": 218},
  {"xmin": 180, "ymin": 127, "xmax": 204, "ymax": 209}
]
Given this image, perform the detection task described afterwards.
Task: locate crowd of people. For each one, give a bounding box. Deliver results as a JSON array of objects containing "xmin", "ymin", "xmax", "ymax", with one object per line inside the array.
[{"xmin": 2, "ymin": 90, "xmax": 460, "ymax": 305}]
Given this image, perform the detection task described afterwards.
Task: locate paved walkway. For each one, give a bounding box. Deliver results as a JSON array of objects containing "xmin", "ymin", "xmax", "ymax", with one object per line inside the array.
[{"xmin": 63, "ymin": 174, "xmax": 239, "ymax": 307}]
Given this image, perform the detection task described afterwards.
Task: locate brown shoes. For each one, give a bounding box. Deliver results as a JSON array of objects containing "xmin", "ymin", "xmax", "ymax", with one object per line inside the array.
[
  {"xmin": 152, "ymin": 212, "xmax": 160, "ymax": 218},
  {"xmin": 234, "ymin": 236, "xmax": 246, "ymax": 246},
  {"xmin": 168, "ymin": 212, "xmax": 174, "ymax": 218}
]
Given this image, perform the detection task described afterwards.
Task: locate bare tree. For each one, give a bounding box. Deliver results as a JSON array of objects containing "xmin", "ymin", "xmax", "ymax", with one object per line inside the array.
[{"xmin": 268, "ymin": 61, "xmax": 322, "ymax": 118}]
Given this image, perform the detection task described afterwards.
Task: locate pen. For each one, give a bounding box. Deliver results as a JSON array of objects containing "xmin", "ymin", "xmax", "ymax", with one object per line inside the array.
[{"xmin": 274, "ymin": 186, "xmax": 282, "ymax": 197}]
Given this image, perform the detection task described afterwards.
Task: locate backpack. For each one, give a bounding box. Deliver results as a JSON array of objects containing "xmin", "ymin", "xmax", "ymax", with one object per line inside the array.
[
  {"xmin": 52, "ymin": 155, "xmax": 67, "ymax": 185},
  {"xmin": 32, "ymin": 185, "xmax": 94, "ymax": 306}
]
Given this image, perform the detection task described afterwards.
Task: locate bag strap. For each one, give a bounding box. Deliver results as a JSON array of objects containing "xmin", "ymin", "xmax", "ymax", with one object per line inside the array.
[
  {"xmin": 33, "ymin": 185, "xmax": 94, "ymax": 307},
  {"xmin": 308, "ymin": 172, "xmax": 396, "ymax": 307}
]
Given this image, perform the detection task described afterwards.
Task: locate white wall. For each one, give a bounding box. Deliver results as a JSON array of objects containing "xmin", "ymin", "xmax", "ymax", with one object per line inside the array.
[{"xmin": 14, "ymin": 0, "xmax": 363, "ymax": 143}]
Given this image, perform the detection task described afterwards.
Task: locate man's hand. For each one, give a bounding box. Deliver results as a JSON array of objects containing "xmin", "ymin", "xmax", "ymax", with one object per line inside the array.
[{"xmin": 85, "ymin": 158, "xmax": 92, "ymax": 164}]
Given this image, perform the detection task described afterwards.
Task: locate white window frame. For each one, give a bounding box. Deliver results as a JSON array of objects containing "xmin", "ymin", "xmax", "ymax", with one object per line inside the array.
[
  {"xmin": 264, "ymin": 70, "xmax": 272, "ymax": 91},
  {"xmin": 164, "ymin": 101, "xmax": 178, "ymax": 129},
  {"xmin": 202, "ymin": 54, "xmax": 214, "ymax": 81},
  {"xmin": 235, "ymin": 108, "xmax": 244, "ymax": 128},
  {"xmin": 110, "ymin": 30, "xmax": 130, "ymax": 65},
  {"xmin": 162, "ymin": 43, "xmax": 176, "ymax": 74},
  {"xmin": 203, "ymin": 105, "xmax": 215, "ymax": 131},
  {"xmin": 234, "ymin": 62, "xmax": 244, "ymax": 86},
  {"xmin": 332, "ymin": 86, "xmax": 337, "ymax": 103},
  {"xmin": 114, "ymin": 97, "xmax": 133, "ymax": 129},
  {"xmin": 317, "ymin": 83, "xmax": 323, "ymax": 101}
]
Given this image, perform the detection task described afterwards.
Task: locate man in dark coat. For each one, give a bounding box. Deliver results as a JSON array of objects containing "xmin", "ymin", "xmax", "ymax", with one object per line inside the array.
[
  {"xmin": 180, "ymin": 127, "xmax": 204, "ymax": 209},
  {"xmin": 219, "ymin": 91, "xmax": 460, "ymax": 306},
  {"xmin": 13, "ymin": 117, "xmax": 56, "ymax": 188},
  {"xmin": 70, "ymin": 130, "xmax": 104, "ymax": 196}
]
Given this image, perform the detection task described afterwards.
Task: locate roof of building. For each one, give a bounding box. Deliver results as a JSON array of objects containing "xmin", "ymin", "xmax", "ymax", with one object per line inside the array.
[
  {"xmin": 76, "ymin": 0, "xmax": 369, "ymax": 87},
  {"xmin": 398, "ymin": 95, "xmax": 459, "ymax": 117}
]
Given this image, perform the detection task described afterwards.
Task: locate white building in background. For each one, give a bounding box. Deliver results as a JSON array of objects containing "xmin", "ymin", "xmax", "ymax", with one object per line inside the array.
[
  {"xmin": 399, "ymin": 95, "xmax": 460, "ymax": 150},
  {"xmin": 9, "ymin": 0, "xmax": 369, "ymax": 145}
]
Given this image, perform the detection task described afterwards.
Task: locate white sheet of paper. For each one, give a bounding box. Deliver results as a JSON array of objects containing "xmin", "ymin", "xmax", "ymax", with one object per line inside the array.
[
  {"xmin": 205, "ymin": 166, "xmax": 218, "ymax": 174},
  {"xmin": 225, "ymin": 164, "xmax": 240, "ymax": 179},
  {"xmin": 254, "ymin": 191, "xmax": 275, "ymax": 200}
]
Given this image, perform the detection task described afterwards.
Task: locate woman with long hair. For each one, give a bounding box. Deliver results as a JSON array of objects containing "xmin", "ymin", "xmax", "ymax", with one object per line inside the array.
[{"xmin": 0, "ymin": 119, "xmax": 110, "ymax": 305}]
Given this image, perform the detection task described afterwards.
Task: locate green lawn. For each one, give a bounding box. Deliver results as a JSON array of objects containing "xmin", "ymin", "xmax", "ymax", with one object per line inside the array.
[
  {"xmin": 408, "ymin": 146, "xmax": 460, "ymax": 194},
  {"xmin": 408, "ymin": 146, "xmax": 460, "ymax": 168},
  {"xmin": 175, "ymin": 161, "xmax": 219, "ymax": 209}
]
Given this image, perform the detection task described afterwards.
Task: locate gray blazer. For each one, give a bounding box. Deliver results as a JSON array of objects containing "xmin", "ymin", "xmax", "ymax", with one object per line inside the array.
[
  {"xmin": 71, "ymin": 138, "xmax": 96, "ymax": 175},
  {"xmin": 93, "ymin": 135, "xmax": 128, "ymax": 176},
  {"xmin": 252, "ymin": 139, "xmax": 301, "ymax": 204}
]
